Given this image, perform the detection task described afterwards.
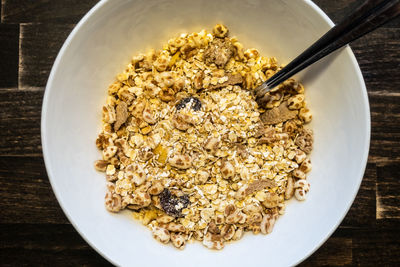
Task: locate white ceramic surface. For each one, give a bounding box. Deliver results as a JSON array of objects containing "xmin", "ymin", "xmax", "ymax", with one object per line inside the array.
[{"xmin": 41, "ymin": 0, "xmax": 370, "ymax": 266}]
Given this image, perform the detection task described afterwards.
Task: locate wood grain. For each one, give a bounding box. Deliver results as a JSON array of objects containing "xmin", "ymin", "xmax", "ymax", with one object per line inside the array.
[
  {"xmin": 376, "ymin": 164, "xmax": 400, "ymax": 219},
  {"xmin": 352, "ymin": 223, "xmax": 400, "ymax": 266},
  {"xmin": 0, "ymin": 89, "xmax": 43, "ymax": 156},
  {"xmin": 342, "ymin": 163, "xmax": 376, "ymax": 227},
  {"xmin": 0, "ymin": 24, "xmax": 19, "ymax": 88},
  {"xmin": 2, "ymin": 0, "xmax": 100, "ymax": 24},
  {"xmin": 352, "ymin": 28, "xmax": 400, "ymax": 94},
  {"xmin": 0, "ymin": 224, "xmax": 109, "ymax": 266},
  {"xmin": 369, "ymin": 94, "xmax": 400, "ymax": 164},
  {"xmin": 313, "ymin": 0, "xmax": 400, "ymax": 28},
  {"xmin": 299, "ymin": 232, "xmax": 353, "ymax": 266},
  {"xmin": 19, "ymin": 24, "xmax": 75, "ymax": 89},
  {"xmin": 0, "ymin": 156, "xmax": 67, "ymax": 224}
]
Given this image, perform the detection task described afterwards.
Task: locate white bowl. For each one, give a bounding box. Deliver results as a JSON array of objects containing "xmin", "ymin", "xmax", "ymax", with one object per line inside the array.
[{"xmin": 41, "ymin": 0, "xmax": 370, "ymax": 266}]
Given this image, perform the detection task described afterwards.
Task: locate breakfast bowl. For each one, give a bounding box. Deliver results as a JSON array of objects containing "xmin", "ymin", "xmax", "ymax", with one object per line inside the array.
[{"xmin": 41, "ymin": 0, "xmax": 370, "ymax": 266}]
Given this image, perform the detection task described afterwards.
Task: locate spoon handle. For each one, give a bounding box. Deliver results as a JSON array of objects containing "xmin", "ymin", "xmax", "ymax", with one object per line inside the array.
[{"xmin": 255, "ymin": 0, "xmax": 400, "ymax": 103}]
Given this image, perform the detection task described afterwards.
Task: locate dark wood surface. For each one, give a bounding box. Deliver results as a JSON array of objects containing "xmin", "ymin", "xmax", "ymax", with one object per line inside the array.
[{"xmin": 0, "ymin": 0, "xmax": 399, "ymax": 266}]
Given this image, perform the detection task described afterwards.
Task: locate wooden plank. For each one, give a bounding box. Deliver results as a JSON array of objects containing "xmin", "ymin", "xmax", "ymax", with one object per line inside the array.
[
  {"xmin": 0, "ymin": 224, "xmax": 110, "ymax": 266},
  {"xmin": 300, "ymin": 229, "xmax": 353, "ymax": 266},
  {"xmin": 0, "ymin": 24, "xmax": 19, "ymax": 88},
  {"xmin": 313, "ymin": 0, "xmax": 400, "ymax": 27},
  {"xmin": 352, "ymin": 223, "xmax": 400, "ymax": 266},
  {"xmin": 341, "ymin": 163, "xmax": 377, "ymax": 227},
  {"xmin": 19, "ymin": 23, "xmax": 75, "ymax": 89},
  {"xmin": 0, "ymin": 89, "xmax": 43, "ymax": 156},
  {"xmin": 313, "ymin": 0, "xmax": 365, "ymax": 23},
  {"xmin": 2, "ymin": 0, "xmax": 99, "ymax": 24},
  {"xmin": 0, "ymin": 156, "xmax": 68, "ymax": 224},
  {"xmin": 352, "ymin": 28, "xmax": 400, "ymax": 94},
  {"xmin": 376, "ymin": 164, "xmax": 400, "ymax": 219},
  {"xmin": 304, "ymin": 225, "xmax": 400, "ymax": 266},
  {"xmin": 368, "ymin": 94, "xmax": 400, "ymax": 164}
]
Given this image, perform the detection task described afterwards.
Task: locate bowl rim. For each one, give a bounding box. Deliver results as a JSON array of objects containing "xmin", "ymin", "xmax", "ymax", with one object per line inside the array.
[{"xmin": 41, "ymin": 0, "xmax": 371, "ymax": 265}]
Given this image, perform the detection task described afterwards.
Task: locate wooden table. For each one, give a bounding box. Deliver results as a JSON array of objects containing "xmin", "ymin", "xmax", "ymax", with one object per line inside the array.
[{"xmin": 0, "ymin": 0, "xmax": 399, "ymax": 265}]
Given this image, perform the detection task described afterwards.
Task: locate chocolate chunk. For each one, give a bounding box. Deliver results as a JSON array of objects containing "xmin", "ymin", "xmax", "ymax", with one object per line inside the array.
[
  {"xmin": 176, "ymin": 97, "xmax": 202, "ymax": 111},
  {"xmin": 208, "ymin": 73, "xmax": 243, "ymax": 90},
  {"xmin": 245, "ymin": 180, "xmax": 277, "ymax": 196},
  {"xmin": 159, "ymin": 189, "xmax": 190, "ymax": 217},
  {"xmin": 260, "ymin": 101, "xmax": 297, "ymax": 125}
]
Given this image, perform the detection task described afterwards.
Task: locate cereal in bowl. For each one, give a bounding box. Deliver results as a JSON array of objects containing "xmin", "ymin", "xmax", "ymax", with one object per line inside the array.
[{"xmin": 95, "ymin": 24, "xmax": 313, "ymax": 250}]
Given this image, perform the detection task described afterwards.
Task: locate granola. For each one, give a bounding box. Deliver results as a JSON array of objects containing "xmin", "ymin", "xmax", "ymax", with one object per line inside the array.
[{"xmin": 95, "ymin": 24, "xmax": 314, "ymax": 250}]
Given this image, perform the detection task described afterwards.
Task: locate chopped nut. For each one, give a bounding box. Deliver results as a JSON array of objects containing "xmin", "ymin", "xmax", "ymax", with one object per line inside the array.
[
  {"xmin": 105, "ymin": 192, "xmax": 122, "ymax": 212},
  {"xmin": 201, "ymin": 208, "xmax": 215, "ymax": 222},
  {"xmin": 131, "ymin": 97, "xmax": 146, "ymax": 118},
  {"xmin": 193, "ymin": 71, "xmax": 204, "ymax": 90},
  {"xmin": 106, "ymin": 164, "xmax": 116, "ymax": 175},
  {"xmin": 102, "ymin": 145, "xmax": 118, "ymax": 160},
  {"xmin": 94, "ymin": 160, "xmax": 108, "ymax": 172},
  {"xmin": 261, "ymin": 192, "xmax": 281, "ymax": 208},
  {"xmin": 285, "ymin": 176, "xmax": 295, "ymax": 200},
  {"xmin": 114, "ymin": 101, "xmax": 129, "ymax": 131},
  {"xmin": 260, "ymin": 214, "xmax": 277, "ymax": 234},
  {"xmin": 106, "ymin": 173, "xmax": 118, "ymax": 182},
  {"xmin": 207, "ymin": 220, "xmax": 220, "ymax": 234},
  {"xmin": 148, "ymin": 181, "xmax": 164, "ymax": 195},
  {"xmin": 103, "ymin": 105, "xmax": 116, "ymax": 124},
  {"xmin": 142, "ymin": 105, "xmax": 157, "ymax": 124},
  {"xmin": 156, "ymin": 215, "xmax": 175, "ymax": 224},
  {"xmin": 196, "ymin": 170, "xmax": 210, "ymax": 184},
  {"xmin": 193, "ymin": 230, "xmax": 204, "ymax": 241},
  {"xmin": 220, "ymin": 160, "xmax": 235, "ymax": 179},
  {"xmin": 226, "ymin": 210, "xmax": 246, "ymax": 224},
  {"xmin": 171, "ymin": 233, "xmax": 186, "ymax": 249},
  {"xmin": 231, "ymin": 227, "xmax": 244, "ymax": 241},
  {"xmin": 152, "ymin": 227, "xmax": 170, "ymax": 244},
  {"xmin": 138, "ymin": 147, "xmax": 153, "ymax": 161},
  {"xmin": 204, "ymin": 137, "xmax": 220, "ymax": 154},
  {"xmin": 169, "ymin": 154, "xmax": 192, "ymax": 169},
  {"xmin": 224, "ymin": 204, "xmax": 237, "ymax": 217},
  {"xmin": 165, "ymin": 222, "xmax": 186, "ymax": 232},
  {"xmin": 204, "ymin": 38, "xmax": 234, "ymax": 68},
  {"xmin": 246, "ymin": 212, "xmax": 263, "ymax": 224},
  {"xmin": 125, "ymin": 164, "xmax": 147, "ymax": 186},
  {"xmin": 172, "ymin": 113, "xmax": 193, "ymax": 131},
  {"xmin": 202, "ymin": 232, "xmax": 224, "ymax": 250},
  {"xmin": 220, "ymin": 224, "xmax": 235, "ymax": 240},
  {"xmin": 132, "ymin": 191, "xmax": 151, "ymax": 207}
]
